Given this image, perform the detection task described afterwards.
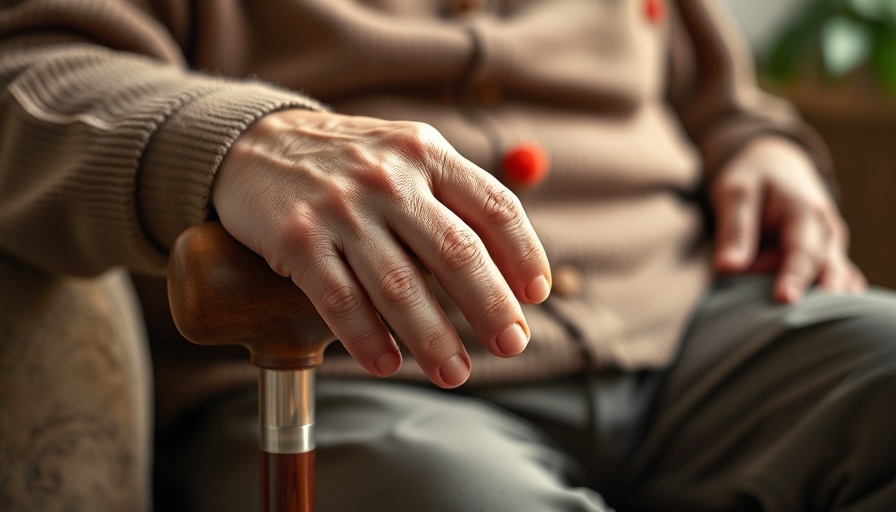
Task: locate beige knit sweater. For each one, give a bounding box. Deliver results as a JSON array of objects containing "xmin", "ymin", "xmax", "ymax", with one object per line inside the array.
[{"xmin": 0, "ymin": 0, "xmax": 831, "ymax": 424}]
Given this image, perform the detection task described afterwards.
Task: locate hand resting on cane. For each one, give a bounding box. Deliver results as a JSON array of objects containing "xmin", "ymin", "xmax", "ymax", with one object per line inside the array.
[{"xmin": 211, "ymin": 109, "xmax": 553, "ymax": 388}]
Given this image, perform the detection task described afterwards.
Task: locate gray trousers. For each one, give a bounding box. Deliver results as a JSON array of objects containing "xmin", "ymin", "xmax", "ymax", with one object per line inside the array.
[{"xmin": 161, "ymin": 275, "xmax": 896, "ymax": 511}]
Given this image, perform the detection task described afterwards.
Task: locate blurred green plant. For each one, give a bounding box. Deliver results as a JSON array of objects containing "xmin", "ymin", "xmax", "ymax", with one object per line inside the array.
[{"xmin": 764, "ymin": 0, "xmax": 896, "ymax": 95}]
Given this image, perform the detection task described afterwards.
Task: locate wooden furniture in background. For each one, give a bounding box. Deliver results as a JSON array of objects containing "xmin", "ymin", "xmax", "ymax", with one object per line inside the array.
[{"xmin": 772, "ymin": 84, "xmax": 896, "ymax": 289}]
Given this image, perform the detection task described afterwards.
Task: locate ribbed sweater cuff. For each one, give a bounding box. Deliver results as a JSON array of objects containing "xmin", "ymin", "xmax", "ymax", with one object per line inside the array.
[{"xmin": 139, "ymin": 79, "xmax": 326, "ymax": 249}]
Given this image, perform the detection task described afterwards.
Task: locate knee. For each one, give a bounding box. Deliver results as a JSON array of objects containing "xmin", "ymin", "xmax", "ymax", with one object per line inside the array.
[
  {"xmin": 315, "ymin": 382, "xmax": 609, "ymax": 512},
  {"xmin": 791, "ymin": 289, "xmax": 896, "ymax": 367}
]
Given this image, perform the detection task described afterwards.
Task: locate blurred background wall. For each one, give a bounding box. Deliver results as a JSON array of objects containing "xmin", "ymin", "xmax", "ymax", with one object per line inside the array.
[{"xmin": 725, "ymin": 0, "xmax": 896, "ymax": 290}]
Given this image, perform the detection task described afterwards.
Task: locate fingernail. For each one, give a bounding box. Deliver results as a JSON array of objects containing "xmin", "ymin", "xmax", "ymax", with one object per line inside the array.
[
  {"xmin": 374, "ymin": 352, "xmax": 401, "ymax": 376},
  {"xmin": 496, "ymin": 323, "xmax": 529, "ymax": 356},
  {"xmin": 438, "ymin": 354, "xmax": 470, "ymax": 388},
  {"xmin": 724, "ymin": 244, "xmax": 744, "ymax": 262},
  {"xmin": 786, "ymin": 283, "xmax": 804, "ymax": 303},
  {"xmin": 717, "ymin": 244, "xmax": 744, "ymax": 268},
  {"xmin": 526, "ymin": 275, "xmax": 551, "ymax": 303},
  {"xmin": 779, "ymin": 278, "xmax": 803, "ymax": 303}
]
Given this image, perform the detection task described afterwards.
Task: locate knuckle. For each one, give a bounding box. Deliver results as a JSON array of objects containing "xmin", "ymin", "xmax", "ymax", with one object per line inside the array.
[
  {"xmin": 312, "ymin": 180, "xmax": 373, "ymax": 236},
  {"xmin": 518, "ymin": 240, "xmax": 544, "ymax": 267},
  {"xmin": 482, "ymin": 186, "xmax": 522, "ymax": 225},
  {"xmin": 797, "ymin": 235, "xmax": 824, "ymax": 258},
  {"xmin": 804, "ymin": 201, "xmax": 829, "ymax": 221},
  {"xmin": 791, "ymin": 251, "xmax": 820, "ymax": 278},
  {"xmin": 365, "ymin": 164, "xmax": 414, "ymax": 204},
  {"xmin": 417, "ymin": 328, "xmax": 449, "ymax": 355},
  {"xmin": 390, "ymin": 121, "xmax": 441, "ymax": 156},
  {"xmin": 319, "ymin": 177, "xmax": 360, "ymax": 214},
  {"xmin": 277, "ymin": 207, "xmax": 314, "ymax": 243},
  {"xmin": 268, "ymin": 215, "xmax": 318, "ymax": 275},
  {"xmin": 377, "ymin": 266, "xmax": 422, "ymax": 307},
  {"xmin": 724, "ymin": 218, "xmax": 746, "ymax": 238},
  {"xmin": 343, "ymin": 144, "xmax": 385, "ymax": 175},
  {"xmin": 385, "ymin": 121, "xmax": 457, "ymax": 188},
  {"xmin": 319, "ymin": 282, "xmax": 361, "ymax": 318},
  {"xmin": 713, "ymin": 177, "xmax": 754, "ymax": 208},
  {"xmin": 343, "ymin": 327, "xmax": 382, "ymax": 354},
  {"xmin": 482, "ymin": 293, "xmax": 513, "ymax": 320},
  {"xmin": 439, "ymin": 228, "xmax": 484, "ymax": 273},
  {"xmin": 407, "ymin": 121, "xmax": 441, "ymax": 143}
]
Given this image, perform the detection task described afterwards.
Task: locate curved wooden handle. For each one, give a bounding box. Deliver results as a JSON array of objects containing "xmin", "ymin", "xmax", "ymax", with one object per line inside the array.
[{"xmin": 167, "ymin": 222, "xmax": 336, "ymax": 369}]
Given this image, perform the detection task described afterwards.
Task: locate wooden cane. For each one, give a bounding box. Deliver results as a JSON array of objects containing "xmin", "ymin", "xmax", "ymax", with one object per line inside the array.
[{"xmin": 167, "ymin": 222, "xmax": 336, "ymax": 512}]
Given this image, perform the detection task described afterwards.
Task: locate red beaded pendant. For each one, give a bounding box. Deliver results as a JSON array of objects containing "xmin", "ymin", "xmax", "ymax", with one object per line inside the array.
[
  {"xmin": 645, "ymin": 0, "xmax": 664, "ymax": 23},
  {"xmin": 502, "ymin": 144, "xmax": 549, "ymax": 187}
]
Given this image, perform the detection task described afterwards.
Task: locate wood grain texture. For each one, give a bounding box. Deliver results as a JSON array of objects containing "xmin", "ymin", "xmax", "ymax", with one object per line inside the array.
[
  {"xmin": 167, "ymin": 222, "xmax": 337, "ymax": 369},
  {"xmin": 262, "ymin": 451, "xmax": 315, "ymax": 512}
]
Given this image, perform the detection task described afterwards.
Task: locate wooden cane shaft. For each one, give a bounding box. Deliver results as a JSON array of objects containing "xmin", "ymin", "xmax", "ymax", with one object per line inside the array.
[{"xmin": 262, "ymin": 451, "xmax": 315, "ymax": 512}]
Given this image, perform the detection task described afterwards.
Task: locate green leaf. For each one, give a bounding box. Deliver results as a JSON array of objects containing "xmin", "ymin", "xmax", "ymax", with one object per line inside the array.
[
  {"xmin": 849, "ymin": 0, "xmax": 896, "ymax": 26},
  {"xmin": 871, "ymin": 30, "xmax": 896, "ymax": 95},
  {"xmin": 821, "ymin": 16, "xmax": 874, "ymax": 77},
  {"xmin": 765, "ymin": 28, "xmax": 812, "ymax": 81}
]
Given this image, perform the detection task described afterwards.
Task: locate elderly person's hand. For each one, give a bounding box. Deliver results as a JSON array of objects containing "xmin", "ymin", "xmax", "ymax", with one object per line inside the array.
[
  {"xmin": 211, "ymin": 109, "xmax": 551, "ymax": 388},
  {"xmin": 711, "ymin": 136, "xmax": 866, "ymax": 302}
]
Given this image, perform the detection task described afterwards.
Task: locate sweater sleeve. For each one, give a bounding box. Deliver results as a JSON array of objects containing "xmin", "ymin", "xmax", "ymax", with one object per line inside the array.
[
  {"xmin": 666, "ymin": 0, "xmax": 835, "ymax": 193},
  {"xmin": 0, "ymin": 0, "xmax": 325, "ymax": 276}
]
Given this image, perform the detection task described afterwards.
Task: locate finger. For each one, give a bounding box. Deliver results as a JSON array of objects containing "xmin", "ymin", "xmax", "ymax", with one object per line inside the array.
[
  {"xmin": 345, "ymin": 226, "xmax": 472, "ymax": 388},
  {"xmin": 711, "ymin": 174, "xmax": 762, "ymax": 272},
  {"xmin": 816, "ymin": 230, "xmax": 857, "ymax": 293},
  {"xmin": 744, "ymin": 247, "xmax": 783, "ymax": 274},
  {"xmin": 289, "ymin": 248, "xmax": 403, "ymax": 378},
  {"xmin": 829, "ymin": 216, "xmax": 867, "ymax": 294},
  {"xmin": 430, "ymin": 149, "xmax": 552, "ymax": 304},
  {"xmin": 814, "ymin": 212, "xmax": 860, "ymax": 294},
  {"xmin": 817, "ymin": 256, "xmax": 852, "ymax": 293},
  {"xmin": 392, "ymin": 196, "xmax": 530, "ymax": 359},
  {"xmin": 820, "ymin": 258, "xmax": 867, "ymax": 295},
  {"xmin": 847, "ymin": 261, "xmax": 868, "ymax": 293},
  {"xmin": 774, "ymin": 214, "xmax": 826, "ymax": 303}
]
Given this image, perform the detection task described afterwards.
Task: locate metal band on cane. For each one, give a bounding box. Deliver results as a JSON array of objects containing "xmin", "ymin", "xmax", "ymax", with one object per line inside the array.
[{"xmin": 260, "ymin": 368, "xmax": 316, "ymax": 454}]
